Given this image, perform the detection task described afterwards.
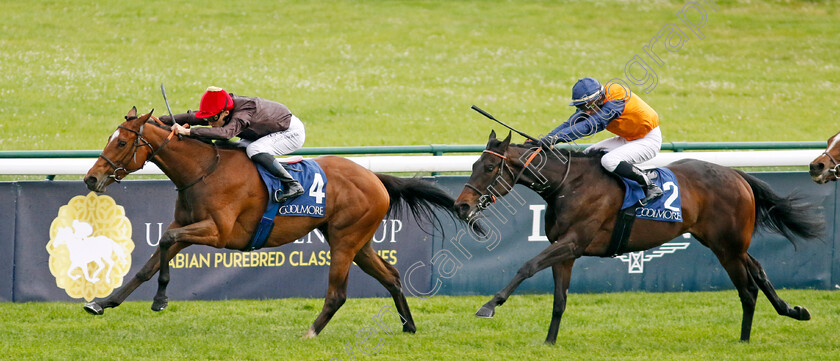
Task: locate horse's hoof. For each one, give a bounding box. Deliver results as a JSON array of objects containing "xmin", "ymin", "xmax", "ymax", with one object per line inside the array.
[
  {"xmin": 795, "ymin": 306, "xmax": 811, "ymax": 321},
  {"xmin": 83, "ymin": 302, "xmax": 104, "ymax": 315},
  {"xmin": 475, "ymin": 305, "xmax": 495, "ymax": 318},
  {"xmin": 403, "ymin": 324, "xmax": 417, "ymax": 334},
  {"xmin": 302, "ymin": 328, "xmax": 317, "ymax": 339},
  {"xmin": 151, "ymin": 299, "xmax": 168, "ymax": 312}
]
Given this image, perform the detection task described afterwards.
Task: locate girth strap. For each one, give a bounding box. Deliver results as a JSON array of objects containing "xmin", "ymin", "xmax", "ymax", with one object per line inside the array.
[{"xmin": 602, "ymin": 205, "xmax": 638, "ymax": 257}]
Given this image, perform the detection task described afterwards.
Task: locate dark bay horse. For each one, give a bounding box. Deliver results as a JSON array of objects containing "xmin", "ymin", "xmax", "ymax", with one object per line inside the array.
[
  {"xmin": 809, "ymin": 131, "xmax": 839, "ymax": 183},
  {"xmin": 83, "ymin": 107, "xmax": 467, "ymax": 337},
  {"xmin": 454, "ymin": 131, "xmax": 823, "ymax": 344}
]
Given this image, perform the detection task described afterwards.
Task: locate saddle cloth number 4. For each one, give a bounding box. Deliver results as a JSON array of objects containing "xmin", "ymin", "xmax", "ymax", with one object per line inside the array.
[{"xmin": 309, "ymin": 173, "xmax": 326, "ymax": 204}]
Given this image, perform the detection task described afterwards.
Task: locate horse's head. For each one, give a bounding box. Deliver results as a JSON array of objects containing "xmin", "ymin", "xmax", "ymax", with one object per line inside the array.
[
  {"xmin": 454, "ymin": 130, "xmax": 513, "ymax": 221},
  {"xmin": 84, "ymin": 107, "xmax": 156, "ymax": 192},
  {"xmin": 809, "ymin": 131, "xmax": 840, "ymax": 184}
]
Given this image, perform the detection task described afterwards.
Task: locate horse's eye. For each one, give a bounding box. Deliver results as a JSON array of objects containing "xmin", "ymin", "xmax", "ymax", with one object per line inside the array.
[
  {"xmin": 117, "ymin": 140, "xmax": 127, "ymax": 147},
  {"xmin": 485, "ymin": 164, "xmax": 495, "ymax": 172}
]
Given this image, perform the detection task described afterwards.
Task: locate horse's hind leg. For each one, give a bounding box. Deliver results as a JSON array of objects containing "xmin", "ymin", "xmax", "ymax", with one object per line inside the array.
[
  {"xmin": 353, "ymin": 244, "xmax": 416, "ymax": 333},
  {"xmin": 746, "ymin": 253, "xmax": 811, "ymax": 321},
  {"xmin": 304, "ymin": 249, "xmax": 353, "ymax": 338},
  {"xmin": 715, "ymin": 251, "xmax": 759, "ymax": 342},
  {"xmin": 84, "ymin": 243, "xmax": 189, "ymax": 315}
]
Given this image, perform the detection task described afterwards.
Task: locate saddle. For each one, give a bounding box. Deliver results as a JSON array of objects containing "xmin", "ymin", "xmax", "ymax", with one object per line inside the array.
[
  {"xmin": 246, "ymin": 158, "xmax": 328, "ymax": 251},
  {"xmin": 276, "ymin": 155, "xmax": 304, "ymax": 165},
  {"xmin": 603, "ymin": 167, "xmax": 683, "ymax": 257}
]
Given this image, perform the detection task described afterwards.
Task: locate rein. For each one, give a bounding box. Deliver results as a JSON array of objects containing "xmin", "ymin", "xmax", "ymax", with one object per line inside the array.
[
  {"xmin": 175, "ymin": 145, "xmax": 221, "ymax": 192},
  {"xmin": 99, "ymin": 116, "xmax": 221, "ymax": 191}
]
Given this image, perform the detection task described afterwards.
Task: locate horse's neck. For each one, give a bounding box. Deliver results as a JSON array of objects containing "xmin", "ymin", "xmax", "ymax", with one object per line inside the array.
[
  {"xmin": 507, "ymin": 147, "xmax": 567, "ymax": 185},
  {"xmin": 509, "ymin": 147, "xmax": 607, "ymax": 196},
  {"xmin": 146, "ymin": 127, "xmax": 221, "ymax": 188}
]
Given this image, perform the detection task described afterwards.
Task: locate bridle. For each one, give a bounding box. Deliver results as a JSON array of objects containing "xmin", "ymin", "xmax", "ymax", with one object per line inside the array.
[
  {"xmin": 98, "ymin": 116, "xmax": 220, "ymax": 191},
  {"xmin": 463, "ymin": 149, "xmax": 514, "ymax": 211},
  {"xmin": 821, "ymin": 150, "xmax": 840, "ymax": 176},
  {"xmin": 464, "ymin": 146, "xmax": 573, "ymax": 211}
]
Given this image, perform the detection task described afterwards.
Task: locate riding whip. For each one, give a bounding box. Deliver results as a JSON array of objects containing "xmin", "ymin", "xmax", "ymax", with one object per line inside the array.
[{"xmin": 470, "ymin": 105, "xmax": 539, "ymax": 142}]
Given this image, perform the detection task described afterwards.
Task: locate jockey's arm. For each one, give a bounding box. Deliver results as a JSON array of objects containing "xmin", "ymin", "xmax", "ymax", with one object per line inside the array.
[
  {"xmin": 158, "ymin": 111, "xmax": 206, "ymax": 126},
  {"xmin": 189, "ymin": 118, "xmax": 243, "ymax": 140},
  {"xmin": 545, "ymin": 102, "xmax": 623, "ymax": 144}
]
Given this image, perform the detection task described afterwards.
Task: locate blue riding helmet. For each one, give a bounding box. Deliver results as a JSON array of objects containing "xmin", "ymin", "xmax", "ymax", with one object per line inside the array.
[{"xmin": 568, "ymin": 77, "xmax": 604, "ymax": 106}]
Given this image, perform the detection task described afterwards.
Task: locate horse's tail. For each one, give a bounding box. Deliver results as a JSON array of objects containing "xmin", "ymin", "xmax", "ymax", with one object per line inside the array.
[
  {"xmin": 736, "ymin": 170, "xmax": 825, "ymax": 247},
  {"xmin": 375, "ymin": 173, "xmax": 480, "ymax": 235}
]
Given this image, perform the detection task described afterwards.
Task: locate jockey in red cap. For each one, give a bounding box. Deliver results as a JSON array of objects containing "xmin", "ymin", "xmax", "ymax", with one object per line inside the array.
[
  {"xmin": 535, "ymin": 77, "xmax": 663, "ymax": 205},
  {"xmin": 161, "ymin": 86, "xmax": 305, "ymax": 203}
]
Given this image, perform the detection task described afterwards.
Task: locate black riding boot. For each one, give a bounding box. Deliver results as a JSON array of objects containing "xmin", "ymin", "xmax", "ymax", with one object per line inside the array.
[
  {"xmin": 613, "ymin": 161, "xmax": 663, "ymax": 205},
  {"xmin": 251, "ymin": 153, "xmax": 305, "ymax": 203}
]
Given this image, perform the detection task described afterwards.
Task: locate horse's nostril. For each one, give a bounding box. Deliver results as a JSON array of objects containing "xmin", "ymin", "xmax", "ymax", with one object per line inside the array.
[{"xmin": 455, "ymin": 203, "xmax": 470, "ymax": 216}]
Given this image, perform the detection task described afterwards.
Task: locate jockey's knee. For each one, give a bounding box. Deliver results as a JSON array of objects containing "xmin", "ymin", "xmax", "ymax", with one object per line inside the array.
[{"xmin": 600, "ymin": 155, "xmax": 622, "ymax": 172}]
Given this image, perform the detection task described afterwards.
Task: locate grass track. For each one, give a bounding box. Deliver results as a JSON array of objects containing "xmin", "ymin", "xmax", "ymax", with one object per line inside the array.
[
  {"xmin": 1, "ymin": 291, "xmax": 838, "ymax": 360},
  {"xmin": 2, "ymin": 1, "xmax": 840, "ymax": 360},
  {"xmin": 1, "ymin": 0, "xmax": 840, "ymax": 151}
]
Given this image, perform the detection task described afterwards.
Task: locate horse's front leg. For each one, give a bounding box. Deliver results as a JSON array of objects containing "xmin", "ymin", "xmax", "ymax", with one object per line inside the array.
[
  {"xmin": 153, "ymin": 219, "xmax": 220, "ymax": 312},
  {"xmin": 476, "ymin": 239, "xmax": 579, "ymax": 318},
  {"xmin": 84, "ymin": 243, "xmax": 188, "ymax": 315},
  {"xmin": 545, "ymin": 260, "xmax": 575, "ymax": 345}
]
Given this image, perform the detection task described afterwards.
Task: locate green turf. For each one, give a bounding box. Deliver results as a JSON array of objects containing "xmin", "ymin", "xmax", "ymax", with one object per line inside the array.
[
  {"xmin": 2, "ymin": 1, "xmax": 839, "ymax": 359},
  {"xmin": 1, "ymin": 0, "xmax": 839, "ymax": 152},
  {"xmin": 1, "ymin": 291, "xmax": 838, "ymax": 360}
]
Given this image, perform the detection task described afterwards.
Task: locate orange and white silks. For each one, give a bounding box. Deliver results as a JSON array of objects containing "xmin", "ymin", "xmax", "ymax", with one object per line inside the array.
[{"xmin": 603, "ymin": 82, "xmax": 659, "ymax": 141}]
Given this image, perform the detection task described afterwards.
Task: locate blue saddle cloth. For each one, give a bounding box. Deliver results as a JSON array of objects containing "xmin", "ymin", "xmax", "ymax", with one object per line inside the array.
[
  {"xmin": 620, "ymin": 168, "xmax": 683, "ymax": 223},
  {"xmin": 247, "ymin": 159, "xmax": 327, "ymax": 251},
  {"xmin": 256, "ymin": 159, "xmax": 327, "ymax": 217}
]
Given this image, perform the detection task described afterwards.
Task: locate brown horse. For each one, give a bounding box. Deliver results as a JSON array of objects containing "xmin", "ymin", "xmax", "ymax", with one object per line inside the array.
[
  {"xmin": 809, "ymin": 132, "xmax": 839, "ymax": 183},
  {"xmin": 83, "ymin": 107, "xmax": 467, "ymax": 337},
  {"xmin": 453, "ymin": 131, "xmax": 823, "ymax": 344}
]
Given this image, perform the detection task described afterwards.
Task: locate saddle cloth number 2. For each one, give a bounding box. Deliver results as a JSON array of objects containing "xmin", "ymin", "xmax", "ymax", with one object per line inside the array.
[{"xmin": 662, "ymin": 181, "xmax": 679, "ymax": 212}]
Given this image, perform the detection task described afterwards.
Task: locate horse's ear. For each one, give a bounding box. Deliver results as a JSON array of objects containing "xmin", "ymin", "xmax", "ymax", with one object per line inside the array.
[
  {"xmin": 135, "ymin": 109, "xmax": 153, "ymax": 123},
  {"xmin": 125, "ymin": 106, "xmax": 137, "ymax": 120},
  {"xmin": 501, "ymin": 131, "xmax": 512, "ymax": 147},
  {"xmin": 489, "ymin": 130, "xmax": 497, "ymax": 141}
]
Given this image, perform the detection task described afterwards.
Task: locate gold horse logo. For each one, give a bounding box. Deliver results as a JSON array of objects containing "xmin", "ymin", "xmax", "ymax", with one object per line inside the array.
[{"xmin": 47, "ymin": 192, "xmax": 134, "ymax": 301}]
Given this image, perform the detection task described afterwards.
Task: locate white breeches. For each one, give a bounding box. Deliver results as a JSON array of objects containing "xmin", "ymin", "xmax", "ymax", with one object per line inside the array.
[
  {"xmin": 243, "ymin": 115, "xmax": 306, "ymax": 158},
  {"xmin": 584, "ymin": 126, "xmax": 662, "ymax": 171}
]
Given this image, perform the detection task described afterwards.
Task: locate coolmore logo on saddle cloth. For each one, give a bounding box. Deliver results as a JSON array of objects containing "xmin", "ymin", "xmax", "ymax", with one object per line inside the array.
[
  {"xmin": 256, "ymin": 159, "xmax": 327, "ymax": 217},
  {"xmin": 620, "ymin": 168, "xmax": 683, "ymax": 222}
]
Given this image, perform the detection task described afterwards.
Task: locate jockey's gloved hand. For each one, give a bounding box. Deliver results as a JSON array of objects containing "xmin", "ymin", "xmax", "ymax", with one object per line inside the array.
[{"xmin": 537, "ymin": 135, "xmax": 558, "ymax": 149}]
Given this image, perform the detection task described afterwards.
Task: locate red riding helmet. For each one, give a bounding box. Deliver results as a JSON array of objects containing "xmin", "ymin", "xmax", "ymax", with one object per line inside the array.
[{"xmin": 195, "ymin": 86, "xmax": 234, "ymax": 119}]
